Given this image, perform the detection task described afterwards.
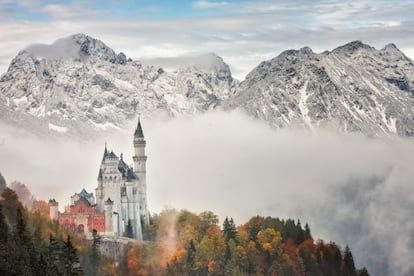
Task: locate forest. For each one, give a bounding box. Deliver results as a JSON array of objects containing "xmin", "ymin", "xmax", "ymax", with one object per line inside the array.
[{"xmin": 0, "ymin": 185, "xmax": 370, "ymax": 275}]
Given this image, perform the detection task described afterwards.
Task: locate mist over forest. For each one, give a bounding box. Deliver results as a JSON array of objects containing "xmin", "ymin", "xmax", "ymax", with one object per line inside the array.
[{"xmin": 1, "ymin": 110, "xmax": 414, "ymax": 275}]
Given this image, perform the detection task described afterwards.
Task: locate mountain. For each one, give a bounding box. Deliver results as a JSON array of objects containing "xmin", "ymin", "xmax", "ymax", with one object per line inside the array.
[
  {"xmin": 0, "ymin": 33, "xmax": 238, "ymax": 138},
  {"xmin": 1, "ymin": 34, "xmax": 414, "ymax": 138},
  {"xmin": 229, "ymin": 41, "xmax": 414, "ymax": 137}
]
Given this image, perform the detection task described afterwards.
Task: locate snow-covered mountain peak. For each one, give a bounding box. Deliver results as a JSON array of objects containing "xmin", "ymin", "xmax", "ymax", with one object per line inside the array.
[
  {"xmin": 299, "ymin": 46, "xmax": 314, "ymax": 55},
  {"xmin": 23, "ymin": 33, "xmax": 128, "ymax": 65},
  {"xmin": 229, "ymin": 40, "xmax": 414, "ymax": 137},
  {"xmin": 0, "ymin": 34, "xmax": 239, "ymax": 138},
  {"xmin": 380, "ymin": 43, "xmax": 408, "ymax": 60},
  {"xmin": 332, "ymin": 40, "xmax": 373, "ymax": 55},
  {"xmin": 181, "ymin": 53, "xmax": 229, "ymax": 74},
  {"xmin": 1, "ymin": 35, "xmax": 413, "ymax": 139}
]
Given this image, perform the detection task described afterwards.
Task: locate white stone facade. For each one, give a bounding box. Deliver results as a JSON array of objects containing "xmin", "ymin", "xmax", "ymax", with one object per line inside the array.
[{"xmin": 95, "ymin": 119, "xmax": 150, "ymax": 239}]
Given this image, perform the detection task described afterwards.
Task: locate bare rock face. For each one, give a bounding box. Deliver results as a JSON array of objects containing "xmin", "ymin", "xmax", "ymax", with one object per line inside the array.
[
  {"xmin": 0, "ymin": 34, "xmax": 238, "ymax": 139},
  {"xmin": 227, "ymin": 41, "xmax": 414, "ymax": 137},
  {"xmin": 1, "ymin": 34, "xmax": 414, "ymax": 139}
]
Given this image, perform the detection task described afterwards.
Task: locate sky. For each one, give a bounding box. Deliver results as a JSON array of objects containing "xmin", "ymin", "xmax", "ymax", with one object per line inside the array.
[{"xmin": 1, "ymin": 0, "xmax": 414, "ymax": 79}]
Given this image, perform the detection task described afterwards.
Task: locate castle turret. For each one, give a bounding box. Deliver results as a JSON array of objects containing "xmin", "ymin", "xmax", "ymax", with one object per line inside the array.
[
  {"xmin": 104, "ymin": 197, "xmax": 114, "ymax": 234},
  {"xmin": 48, "ymin": 199, "xmax": 59, "ymax": 220},
  {"xmin": 132, "ymin": 117, "xmax": 150, "ymax": 225},
  {"xmin": 96, "ymin": 168, "xmax": 104, "ymax": 211},
  {"xmin": 133, "ymin": 118, "xmax": 147, "ymax": 176}
]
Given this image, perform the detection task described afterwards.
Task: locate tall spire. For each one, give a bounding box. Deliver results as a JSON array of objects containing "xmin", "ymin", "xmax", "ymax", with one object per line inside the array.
[
  {"xmin": 134, "ymin": 116, "xmax": 144, "ymax": 138},
  {"xmin": 102, "ymin": 142, "xmax": 108, "ymax": 160}
]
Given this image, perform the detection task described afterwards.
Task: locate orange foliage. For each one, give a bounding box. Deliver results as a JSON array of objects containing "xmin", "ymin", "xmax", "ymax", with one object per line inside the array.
[
  {"xmin": 283, "ymin": 238, "xmax": 305, "ymax": 274},
  {"xmin": 127, "ymin": 243, "xmax": 148, "ymax": 276},
  {"xmin": 168, "ymin": 248, "xmax": 187, "ymax": 266},
  {"xmin": 32, "ymin": 200, "xmax": 50, "ymax": 217}
]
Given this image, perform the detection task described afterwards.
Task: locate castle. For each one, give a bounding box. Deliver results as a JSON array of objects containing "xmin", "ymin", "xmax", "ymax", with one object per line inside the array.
[{"xmin": 49, "ymin": 118, "xmax": 150, "ymax": 240}]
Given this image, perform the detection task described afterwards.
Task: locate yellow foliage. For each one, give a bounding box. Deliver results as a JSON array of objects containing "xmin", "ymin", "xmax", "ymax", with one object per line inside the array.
[{"xmin": 257, "ymin": 228, "xmax": 282, "ymax": 256}]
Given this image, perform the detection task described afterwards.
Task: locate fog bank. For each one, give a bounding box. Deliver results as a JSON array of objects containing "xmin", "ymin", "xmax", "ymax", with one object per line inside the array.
[{"xmin": 0, "ymin": 111, "xmax": 413, "ymax": 275}]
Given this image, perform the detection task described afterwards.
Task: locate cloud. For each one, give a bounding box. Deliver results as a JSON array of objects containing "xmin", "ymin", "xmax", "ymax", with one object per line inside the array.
[
  {"xmin": 192, "ymin": 1, "xmax": 230, "ymax": 9},
  {"xmin": 41, "ymin": 3, "xmax": 104, "ymax": 19},
  {"xmin": 147, "ymin": 111, "xmax": 414, "ymax": 276},
  {"xmin": 0, "ymin": 1, "xmax": 414, "ymax": 80},
  {"xmin": 1, "ymin": 111, "xmax": 414, "ymax": 275}
]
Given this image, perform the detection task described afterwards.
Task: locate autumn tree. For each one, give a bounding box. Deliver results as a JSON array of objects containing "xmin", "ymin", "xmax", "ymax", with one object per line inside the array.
[{"xmin": 197, "ymin": 225, "xmax": 226, "ymax": 275}]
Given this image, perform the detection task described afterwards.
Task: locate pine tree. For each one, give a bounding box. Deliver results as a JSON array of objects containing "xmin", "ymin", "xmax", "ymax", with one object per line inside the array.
[
  {"xmin": 0, "ymin": 171, "xmax": 6, "ymax": 193},
  {"xmin": 14, "ymin": 207, "xmax": 36, "ymax": 275},
  {"xmin": 296, "ymin": 219, "xmax": 305, "ymax": 244},
  {"xmin": 304, "ymin": 223, "xmax": 312, "ymax": 240},
  {"xmin": 47, "ymin": 234, "xmax": 66, "ymax": 275},
  {"xmin": 0, "ymin": 205, "xmax": 9, "ymax": 242},
  {"xmin": 223, "ymin": 217, "xmax": 237, "ymax": 242},
  {"xmin": 87, "ymin": 229, "xmax": 102, "ymax": 276},
  {"xmin": 63, "ymin": 235, "xmax": 83, "ymax": 275},
  {"xmin": 0, "ymin": 205, "xmax": 13, "ymax": 275},
  {"xmin": 342, "ymin": 245, "xmax": 356, "ymax": 275}
]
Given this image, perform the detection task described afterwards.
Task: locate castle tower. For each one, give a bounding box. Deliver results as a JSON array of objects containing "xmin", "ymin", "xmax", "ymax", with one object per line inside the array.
[
  {"xmin": 95, "ymin": 168, "xmax": 104, "ymax": 211},
  {"xmin": 48, "ymin": 199, "xmax": 59, "ymax": 220},
  {"xmin": 104, "ymin": 197, "xmax": 114, "ymax": 234},
  {"xmin": 133, "ymin": 118, "xmax": 147, "ymax": 178},
  {"xmin": 132, "ymin": 117, "xmax": 150, "ymax": 225}
]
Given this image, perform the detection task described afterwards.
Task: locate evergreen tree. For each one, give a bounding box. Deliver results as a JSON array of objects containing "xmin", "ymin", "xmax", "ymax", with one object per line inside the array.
[
  {"xmin": 222, "ymin": 217, "xmax": 237, "ymax": 242},
  {"xmin": 296, "ymin": 219, "xmax": 305, "ymax": 244},
  {"xmin": 0, "ymin": 171, "xmax": 6, "ymax": 193},
  {"xmin": 48, "ymin": 234, "xmax": 66, "ymax": 275},
  {"xmin": 14, "ymin": 207, "xmax": 37, "ymax": 275},
  {"xmin": 0, "ymin": 205, "xmax": 9, "ymax": 242},
  {"xmin": 0, "ymin": 205, "xmax": 13, "ymax": 275},
  {"xmin": 342, "ymin": 245, "xmax": 356, "ymax": 276},
  {"xmin": 304, "ymin": 223, "xmax": 312, "ymax": 240},
  {"xmin": 0, "ymin": 188, "xmax": 22, "ymax": 226},
  {"xmin": 63, "ymin": 235, "xmax": 83, "ymax": 276},
  {"xmin": 82, "ymin": 229, "xmax": 101, "ymax": 276}
]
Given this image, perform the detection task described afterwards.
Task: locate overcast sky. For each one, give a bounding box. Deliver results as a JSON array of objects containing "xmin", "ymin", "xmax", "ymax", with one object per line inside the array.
[{"xmin": 1, "ymin": 0, "xmax": 414, "ymax": 79}]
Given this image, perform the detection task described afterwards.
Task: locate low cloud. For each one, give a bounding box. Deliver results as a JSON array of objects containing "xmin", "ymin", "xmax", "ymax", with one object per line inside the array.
[{"xmin": 0, "ymin": 111, "xmax": 413, "ymax": 275}]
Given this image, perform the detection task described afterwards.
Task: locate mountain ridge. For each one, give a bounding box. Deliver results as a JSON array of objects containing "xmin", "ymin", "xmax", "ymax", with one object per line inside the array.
[
  {"xmin": 1, "ymin": 34, "xmax": 413, "ymax": 138},
  {"xmin": 227, "ymin": 39, "xmax": 414, "ymax": 137}
]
